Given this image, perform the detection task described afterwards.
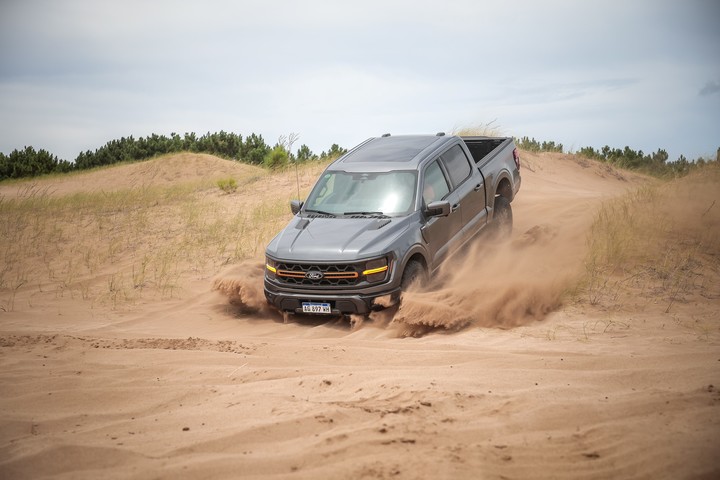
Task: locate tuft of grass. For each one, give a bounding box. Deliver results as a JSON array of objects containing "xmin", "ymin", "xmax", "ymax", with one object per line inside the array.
[
  {"xmin": 452, "ymin": 120, "xmax": 503, "ymax": 137},
  {"xmin": 216, "ymin": 177, "xmax": 238, "ymax": 194}
]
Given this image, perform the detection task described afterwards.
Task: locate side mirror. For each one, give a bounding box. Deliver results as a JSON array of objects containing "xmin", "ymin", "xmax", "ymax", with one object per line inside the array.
[
  {"xmin": 290, "ymin": 200, "xmax": 303, "ymax": 215},
  {"xmin": 425, "ymin": 200, "xmax": 451, "ymax": 217}
]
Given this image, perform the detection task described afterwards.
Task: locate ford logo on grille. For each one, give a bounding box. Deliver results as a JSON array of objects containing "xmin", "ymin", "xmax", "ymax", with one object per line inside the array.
[{"xmin": 305, "ymin": 271, "xmax": 324, "ymax": 280}]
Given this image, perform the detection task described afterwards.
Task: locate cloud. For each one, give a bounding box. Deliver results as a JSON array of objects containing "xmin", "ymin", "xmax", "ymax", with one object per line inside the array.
[{"xmin": 699, "ymin": 80, "xmax": 720, "ymax": 96}]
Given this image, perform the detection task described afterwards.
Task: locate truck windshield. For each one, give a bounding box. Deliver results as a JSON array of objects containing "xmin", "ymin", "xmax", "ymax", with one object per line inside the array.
[{"xmin": 304, "ymin": 171, "xmax": 417, "ymax": 216}]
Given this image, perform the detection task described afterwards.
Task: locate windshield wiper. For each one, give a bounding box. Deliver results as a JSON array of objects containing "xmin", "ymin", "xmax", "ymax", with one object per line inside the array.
[
  {"xmin": 304, "ymin": 209, "xmax": 336, "ymax": 217},
  {"xmin": 343, "ymin": 211, "xmax": 389, "ymax": 217}
]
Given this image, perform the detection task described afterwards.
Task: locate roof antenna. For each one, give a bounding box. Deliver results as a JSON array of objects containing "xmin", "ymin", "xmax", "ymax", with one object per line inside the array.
[{"xmin": 287, "ymin": 133, "xmax": 301, "ymax": 199}]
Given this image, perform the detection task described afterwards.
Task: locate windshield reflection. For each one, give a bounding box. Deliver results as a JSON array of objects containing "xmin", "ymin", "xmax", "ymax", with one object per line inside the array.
[{"xmin": 304, "ymin": 171, "xmax": 417, "ymax": 216}]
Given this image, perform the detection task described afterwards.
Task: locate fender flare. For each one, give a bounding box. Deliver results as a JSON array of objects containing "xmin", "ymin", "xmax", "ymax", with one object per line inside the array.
[
  {"xmin": 397, "ymin": 243, "xmax": 431, "ymax": 277},
  {"xmin": 494, "ymin": 169, "xmax": 515, "ymax": 202}
]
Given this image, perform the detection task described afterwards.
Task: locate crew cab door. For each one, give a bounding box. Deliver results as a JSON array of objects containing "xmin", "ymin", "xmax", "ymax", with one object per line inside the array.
[
  {"xmin": 440, "ymin": 144, "xmax": 487, "ymax": 237},
  {"xmin": 420, "ymin": 159, "xmax": 463, "ymax": 268}
]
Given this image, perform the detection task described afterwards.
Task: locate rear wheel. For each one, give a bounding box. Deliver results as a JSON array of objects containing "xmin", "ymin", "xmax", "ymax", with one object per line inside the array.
[{"xmin": 491, "ymin": 195, "xmax": 513, "ymax": 240}]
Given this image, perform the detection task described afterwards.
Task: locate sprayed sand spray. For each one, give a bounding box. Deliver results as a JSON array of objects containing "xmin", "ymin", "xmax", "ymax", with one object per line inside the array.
[
  {"xmin": 387, "ymin": 223, "xmax": 582, "ymax": 336},
  {"xmin": 212, "ymin": 260, "xmax": 279, "ymax": 318},
  {"xmin": 213, "ymin": 219, "xmax": 587, "ymax": 336}
]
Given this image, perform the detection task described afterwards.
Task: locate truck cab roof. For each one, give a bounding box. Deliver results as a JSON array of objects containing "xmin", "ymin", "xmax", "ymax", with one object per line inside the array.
[{"xmin": 331, "ymin": 134, "xmax": 455, "ymax": 172}]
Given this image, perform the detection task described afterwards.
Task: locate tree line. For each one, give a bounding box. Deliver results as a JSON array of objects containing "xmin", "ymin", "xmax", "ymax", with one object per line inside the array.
[
  {"xmin": 0, "ymin": 131, "xmax": 348, "ymax": 181},
  {"xmin": 515, "ymin": 136, "xmax": 719, "ymax": 177},
  {"xmin": 1, "ymin": 132, "xmax": 716, "ymax": 181}
]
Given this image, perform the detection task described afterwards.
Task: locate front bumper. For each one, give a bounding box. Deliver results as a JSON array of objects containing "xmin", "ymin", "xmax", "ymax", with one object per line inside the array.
[{"xmin": 264, "ymin": 279, "xmax": 400, "ymax": 315}]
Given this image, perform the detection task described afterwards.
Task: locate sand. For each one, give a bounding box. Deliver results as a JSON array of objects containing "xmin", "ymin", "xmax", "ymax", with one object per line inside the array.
[{"xmin": 1, "ymin": 152, "xmax": 718, "ymax": 479}]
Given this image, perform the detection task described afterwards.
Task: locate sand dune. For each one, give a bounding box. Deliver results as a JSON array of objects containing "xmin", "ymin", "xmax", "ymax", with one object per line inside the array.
[
  {"xmin": 0, "ymin": 152, "xmax": 266, "ymax": 198},
  {"xmin": 1, "ymin": 152, "xmax": 718, "ymax": 479}
]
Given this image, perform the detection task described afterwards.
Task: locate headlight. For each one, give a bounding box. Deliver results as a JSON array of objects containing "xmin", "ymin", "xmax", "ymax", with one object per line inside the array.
[
  {"xmin": 362, "ymin": 257, "xmax": 389, "ymax": 283},
  {"xmin": 265, "ymin": 258, "xmax": 277, "ymax": 277}
]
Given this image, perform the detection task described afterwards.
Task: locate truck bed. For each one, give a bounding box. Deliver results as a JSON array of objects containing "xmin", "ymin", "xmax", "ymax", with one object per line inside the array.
[{"xmin": 461, "ymin": 136, "xmax": 513, "ymax": 168}]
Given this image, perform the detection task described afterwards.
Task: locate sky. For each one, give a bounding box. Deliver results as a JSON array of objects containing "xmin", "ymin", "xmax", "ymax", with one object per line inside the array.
[{"xmin": 1, "ymin": 0, "xmax": 719, "ymax": 162}]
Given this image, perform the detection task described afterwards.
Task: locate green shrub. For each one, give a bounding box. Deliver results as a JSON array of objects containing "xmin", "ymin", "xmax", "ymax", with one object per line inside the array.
[
  {"xmin": 216, "ymin": 177, "xmax": 238, "ymax": 193},
  {"xmin": 264, "ymin": 145, "xmax": 289, "ymax": 170}
]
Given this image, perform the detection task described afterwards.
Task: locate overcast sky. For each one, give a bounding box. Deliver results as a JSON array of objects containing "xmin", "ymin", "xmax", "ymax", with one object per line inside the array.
[{"xmin": 1, "ymin": 0, "xmax": 718, "ymax": 162}]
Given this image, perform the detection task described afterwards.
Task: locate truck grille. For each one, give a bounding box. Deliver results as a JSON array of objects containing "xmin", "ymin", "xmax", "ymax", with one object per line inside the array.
[{"xmin": 275, "ymin": 262, "xmax": 360, "ymax": 287}]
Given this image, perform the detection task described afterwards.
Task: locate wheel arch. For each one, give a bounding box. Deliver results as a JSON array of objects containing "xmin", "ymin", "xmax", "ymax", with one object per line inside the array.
[
  {"xmin": 397, "ymin": 245, "xmax": 429, "ymax": 278},
  {"xmin": 495, "ymin": 171, "xmax": 515, "ymax": 202}
]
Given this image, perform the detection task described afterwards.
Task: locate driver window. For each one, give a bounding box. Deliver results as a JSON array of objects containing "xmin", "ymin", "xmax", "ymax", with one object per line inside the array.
[{"xmin": 422, "ymin": 160, "xmax": 450, "ymax": 205}]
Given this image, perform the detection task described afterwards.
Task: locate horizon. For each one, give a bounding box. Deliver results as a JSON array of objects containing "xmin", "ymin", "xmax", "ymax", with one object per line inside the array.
[{"xmin": 3, "ymin": 130, "xmax": 716, "ymax": 165}]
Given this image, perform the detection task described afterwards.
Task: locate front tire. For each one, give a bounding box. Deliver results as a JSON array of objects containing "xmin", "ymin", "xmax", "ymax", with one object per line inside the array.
[{"xmin": 400, "ymin": 260, "xmax": 428, "ymax": 291}]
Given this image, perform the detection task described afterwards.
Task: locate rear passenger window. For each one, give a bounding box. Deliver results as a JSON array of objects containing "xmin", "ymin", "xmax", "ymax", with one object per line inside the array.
[{"xmin": 441, "ymin": 145, "xmax": 472, "ymax": 188}]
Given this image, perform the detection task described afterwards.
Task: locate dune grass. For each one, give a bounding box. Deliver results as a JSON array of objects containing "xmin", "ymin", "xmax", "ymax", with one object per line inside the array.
[
  {"xmin": 578, "ymin": 164, "xmax": 720, "ymax": 312},
  {"xmin": 0, "ymin": 158, "xmax": 329, "ymax": 311}
]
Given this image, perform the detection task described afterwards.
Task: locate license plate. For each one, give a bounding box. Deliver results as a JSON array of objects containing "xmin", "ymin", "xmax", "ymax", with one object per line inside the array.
[{"xmin": 302, "ymin": 302, "xmax": 331, "ymax": 314}]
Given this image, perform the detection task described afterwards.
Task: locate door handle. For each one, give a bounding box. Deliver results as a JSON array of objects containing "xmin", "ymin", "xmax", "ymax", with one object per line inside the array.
[
  {"xmin": 451, "ymin": 203, "xmax": 460, "ymax": 212},
  {"xmin": 474, "ymin": 183, "xmax": 483, "ymax": 192}
]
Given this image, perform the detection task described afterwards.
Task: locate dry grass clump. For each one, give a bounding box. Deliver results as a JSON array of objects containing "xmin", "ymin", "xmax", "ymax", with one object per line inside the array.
[
  {"xmin": 580, "ymin": 164, "xmax": 720, "ymax": 312},
  {"xmin": 452, "ymin": 121, "xmax": 503, "ymax": 137},
  {"xmin": 216, "ymin": 177, "xmax": 238, "ymax": 193}
]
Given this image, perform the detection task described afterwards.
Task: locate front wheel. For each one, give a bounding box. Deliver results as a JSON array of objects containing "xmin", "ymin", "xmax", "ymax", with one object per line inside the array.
[
  {"xmin": 400, "ymin": 260, "xmax": 428, "ymax": 291},
  {"xmin": 491, "ymin": 196, "xmax": 513, "ymax": 240}
]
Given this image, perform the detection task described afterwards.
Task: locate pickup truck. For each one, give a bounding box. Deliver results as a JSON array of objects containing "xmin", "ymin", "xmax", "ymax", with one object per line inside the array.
[{"xmin": 264, "ymin": 133, "xmax": 521, "ymax": 318}]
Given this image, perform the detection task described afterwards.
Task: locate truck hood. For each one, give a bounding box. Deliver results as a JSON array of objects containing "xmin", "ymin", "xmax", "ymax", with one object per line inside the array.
[{"xmin": 266, "ymin": 215, "xmax": 414, "ymax": 262}]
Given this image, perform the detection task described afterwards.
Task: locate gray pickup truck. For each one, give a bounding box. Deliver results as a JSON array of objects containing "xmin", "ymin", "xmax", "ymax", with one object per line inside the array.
[{"xmin": 264, "ymin": 133, "xmax": 521, "ymax": 317}]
